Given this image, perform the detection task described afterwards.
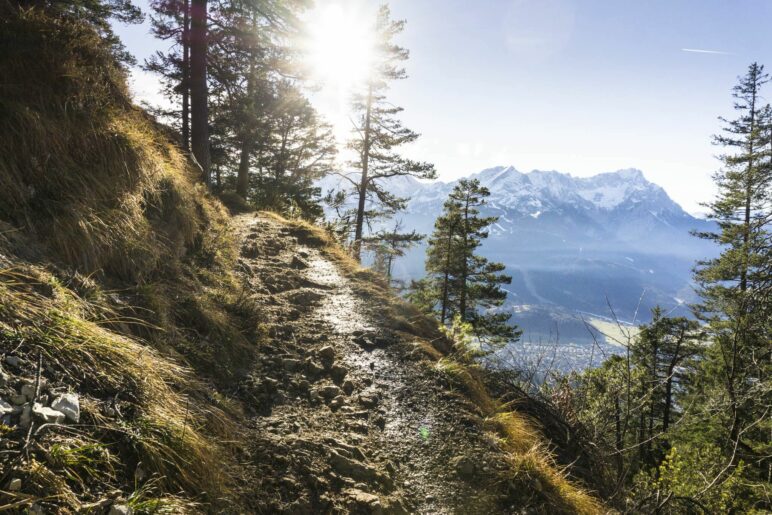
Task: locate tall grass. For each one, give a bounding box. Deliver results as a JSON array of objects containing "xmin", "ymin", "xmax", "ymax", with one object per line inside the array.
[{"xmin": 0, "ymin": 9, "xmax": 223, "ymax": 280}]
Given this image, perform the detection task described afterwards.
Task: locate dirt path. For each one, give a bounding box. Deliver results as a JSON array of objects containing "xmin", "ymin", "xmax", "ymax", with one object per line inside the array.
[{"xmin": 234, "ymin": 214, "xmax": 511, "ymax": 514}]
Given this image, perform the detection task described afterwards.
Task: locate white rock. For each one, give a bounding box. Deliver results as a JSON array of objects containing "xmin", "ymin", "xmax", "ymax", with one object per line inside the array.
[
  {"xmin": 51, "ymin": 393, "xmax": 80, "ymax": 423},
  {"xmin": 0, "ymin": 367, "xmax": 9, "ymax": 386},
  {"xmin": 109, "ymin": 504, "xmax": 133, "ymax": 515},
  {"xmin": 0, "ymin": 399, "xmax": 13, "ymax": 416},
  {"xmin": 32, "ymin": 403, "xmax": 65, "ymax": 424}
]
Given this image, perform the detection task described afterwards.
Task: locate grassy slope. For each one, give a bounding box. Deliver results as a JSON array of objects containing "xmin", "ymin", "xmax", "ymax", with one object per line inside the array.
[
  {"xmin": 0, "ymin": 9, "xmax": 254, "ymax": 512},
  {"xmin": 0, "ymin": 9, "xmax": 608, "ymax": 513}
]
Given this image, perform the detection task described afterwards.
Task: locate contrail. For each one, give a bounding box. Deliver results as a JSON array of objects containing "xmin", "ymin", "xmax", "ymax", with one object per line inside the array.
[{"xmin": 681, "ymin": 48, "xmax": 731, "ymax": 55}]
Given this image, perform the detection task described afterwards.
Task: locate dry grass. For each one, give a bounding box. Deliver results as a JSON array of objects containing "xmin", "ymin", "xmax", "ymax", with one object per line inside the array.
[
  {"xmin": 0, "ymin": 9, "xmax": 226, "ymax": 280},
  {"xmin": 0, "ymin": 267, "xmax": 236, "ymax": 510},
  {"xmin": 0, "ymin": 10, "xmax": 251, "ymax": 512},
  {"xmin": 435, "ymin": 358, "xmax": 609, "ymax": 514}
]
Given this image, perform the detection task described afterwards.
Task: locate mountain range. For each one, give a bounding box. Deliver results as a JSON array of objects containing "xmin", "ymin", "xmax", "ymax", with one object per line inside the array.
[{"xmin": 320, "ymin": 166, "xmax": 717, "ymax": 365}]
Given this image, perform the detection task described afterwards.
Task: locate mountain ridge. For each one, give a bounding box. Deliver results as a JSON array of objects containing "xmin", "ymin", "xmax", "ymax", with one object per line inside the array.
[{"xmin": 321, "ymin": 165, "xmax": 716, "ymax": 365}]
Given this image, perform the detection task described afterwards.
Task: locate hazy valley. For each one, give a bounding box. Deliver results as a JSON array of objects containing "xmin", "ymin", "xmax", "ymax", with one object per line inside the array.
[{"xmin": 323, "ymin": 166, "xmax": 717, "ymax": 370}]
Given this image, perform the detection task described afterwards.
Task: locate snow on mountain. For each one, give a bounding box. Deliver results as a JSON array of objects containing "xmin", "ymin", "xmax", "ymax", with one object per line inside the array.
[{"xmin": 319, "ymin": 166, "xmax": 717, "ymax": 346}]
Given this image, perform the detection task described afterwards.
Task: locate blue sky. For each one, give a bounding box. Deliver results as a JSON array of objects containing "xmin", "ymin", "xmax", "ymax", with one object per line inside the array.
[{"xmin": 113, "ymin": 0, "xmax": 772, "ymax": 214}]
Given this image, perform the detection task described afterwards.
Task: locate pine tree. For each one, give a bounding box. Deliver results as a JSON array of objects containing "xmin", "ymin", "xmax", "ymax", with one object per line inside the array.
[
  {"xmin": 251, "ymin": 81, "xmax": 336, "ymax": 219},
  {"xmin": 692, "ymin": 62, "xmax": 772, "ymax": 480},
  {"xmin": 630, "ymin": 308, "xmax": 701, "ymax": 468},
  {"xmin": 14, "ymin": 0, "xmax": 143, "ymax": 64},
  {"xmin": 146, "ymin": 0, "xmax": 319, "ymax": 198},
  {"xmin": 420, "ymin": 179, "xmax": 519, "ymax": 348},
  {"xmin": 341, "ymin": 5, "xmax": 436, "ymax": 261},
  {"xmin": 145, "ymin": 0, "xmax": 190, "ymax": 148},
  {"xmin": 364, "ymin": 219, "xmax": 422, "ymax": 284},
  {"xmin": 189, "ymin": 0, "xmax": 210, "ymax": 183}
]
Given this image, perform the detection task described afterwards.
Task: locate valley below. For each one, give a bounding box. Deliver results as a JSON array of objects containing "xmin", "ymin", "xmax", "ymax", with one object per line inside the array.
[{"xmin": 324, "ymin": 165, "xmax": 715, "ymax": 372}]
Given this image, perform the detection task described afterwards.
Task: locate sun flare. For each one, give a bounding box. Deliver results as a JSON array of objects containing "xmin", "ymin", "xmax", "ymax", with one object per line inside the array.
[{"xmin": 305, "ymin": 3, "xmax": 375, "ymax": 93}]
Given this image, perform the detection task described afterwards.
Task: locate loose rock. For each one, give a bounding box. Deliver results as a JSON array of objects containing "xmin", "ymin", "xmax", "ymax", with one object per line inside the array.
[
  {"xmin": 330, "ymin": 364, "xmax": 348, "ymax": 384},
  {"xmin": 0, "ymin": 399, "xmax": 14, "ymax": 417},
  {"xmin": 32, "ymin": 403, "xmax": 65, "ymax": 424},
  {"xmin": 317, "ymin": 346, "xmax": 335, "ymax": 367},
  {"xmin": 345, "ymin": 488, "xmax": 382, "ymax": 514},
  {"xmin": 290, "ymin": 256, "xmax": 309, "ymax": 269},
  {"xmin": 20, "ymin": 383, "xmax": 37, "ymax": 400},
  {"xmin": 282, "ymin": 358, "xmax": 301, "ymax": 372},
  {"xmin": 342, "ymin": 379, "xmax": 356, "ymax": 395},
  {"xmin": 305, "ymin": 359, "xmax": 325, "ymax": 377},
  {"xmin": 452, "ymin": 455, "xmax": 476, "ymax": 479},
  {"xmin": 7, "ymin": 478, "xmax": 21, "ymax": 491},
  {"xmin": 317, "ymin": 385, "xmax": 342, "ymax": 400},
  {"xmin": 4, "ymin": 355, "xmax": 21, "ymax": 368},
  {"xmin": 51, "ymin": 393, "xmax": 80, "ymax": 423},
  {"xmin": 329, "ymin": 395, "xmax": 346, "ymax": 411},
  {"xmin": 109, "ymin": 504, "xmax": 133, "ymax": 515},
  {"xmin": 329, "ymin": 451, "xmax": 382, "ymax": 483},
  {"xmin": 358, "ymin": 393, "xmax": 380, "ymax": 409}
]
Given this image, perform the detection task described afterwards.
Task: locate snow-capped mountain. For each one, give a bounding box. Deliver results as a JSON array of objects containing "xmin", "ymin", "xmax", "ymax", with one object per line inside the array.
[
  {"xmin": 345, "ymin": 166, "xmax": 707, "ymax": 255},
  {"xmin": 320, "ymin": 166, "xmax": 716, "ymax": 354}
]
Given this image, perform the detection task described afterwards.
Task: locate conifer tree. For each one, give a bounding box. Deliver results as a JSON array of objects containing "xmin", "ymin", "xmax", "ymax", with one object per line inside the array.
[
  {"xmin": 14, "ymin": 0, "xmax": 143, "ymax": 64},
  {"xmin": 189, "ymin": 0, "xmax": 210, "ymax": 183},
  {"xmin": 420, "ymin": 179, "xmax": 519, "ymax": 347},
  {"xmin": 341, "ymin": 5, "xmax": 436, "ymax": 261},
  {"xmin": 145, "ymin": 0, "xmax": 190, "ymax": 148},
  {"xmin": 365, "ymin": 219, "xmax": 422, "ymax": 284},
  {"xmin": 691, "ymin": 62, "xmax": 772, "ymax": 490},
  {"xmin": 631, "ymin": 308, "xmax": 701, "ymax": 468},
  {"xmin": 251, "ymin": 81, "xmax": 336, "ymax": 219}
]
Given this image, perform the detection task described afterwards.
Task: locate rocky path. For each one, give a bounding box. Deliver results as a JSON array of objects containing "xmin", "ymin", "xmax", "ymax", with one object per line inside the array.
[{"xmin": 233, "ymin": 214, "xmax": 511, "ymax": 514}]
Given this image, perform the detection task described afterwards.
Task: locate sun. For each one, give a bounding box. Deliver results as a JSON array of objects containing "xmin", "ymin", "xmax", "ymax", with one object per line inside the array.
[{"xmin": 304, "ymin": 2, "xmax": 375, "ymax": 93}]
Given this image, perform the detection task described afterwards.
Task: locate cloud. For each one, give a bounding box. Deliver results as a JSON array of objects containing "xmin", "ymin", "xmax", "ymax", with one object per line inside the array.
[{"xmin": 681, "ymin": 48, "xmax": 732, "ymax": 55}]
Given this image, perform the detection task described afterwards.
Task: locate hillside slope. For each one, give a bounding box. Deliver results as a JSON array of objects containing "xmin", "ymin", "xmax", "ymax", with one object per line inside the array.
[{"xmin": 0, "ymin": 8, "xmax": 609, "ymax": 514}]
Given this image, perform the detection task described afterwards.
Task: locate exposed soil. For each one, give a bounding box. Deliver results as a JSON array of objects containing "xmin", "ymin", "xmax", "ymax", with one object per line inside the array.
[{"xmin": 234, "ymin": 214, "xmax": 518, "ymax": 514}]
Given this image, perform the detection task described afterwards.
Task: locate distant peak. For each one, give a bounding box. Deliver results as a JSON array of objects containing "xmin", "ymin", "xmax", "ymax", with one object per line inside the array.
[
  {"xmin": 614, "ymin": 168, "xmax": 645, "ymax": 180},
  {"xmin": 591, "ymin": 168, "xmax": 649, "ymax": 185},
  {"xmin": 474, "ymin": 165, "xmax": 521, "ymax": 184}
]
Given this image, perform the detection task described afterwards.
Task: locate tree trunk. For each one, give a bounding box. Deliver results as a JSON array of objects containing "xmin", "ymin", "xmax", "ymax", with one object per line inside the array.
[
  {"xmin": 440, "ymin": 218, "xmax": 456, "ymax": 325},
  {"xmin": 181, "ymin": 0, "xmax": 190, "ymax": 150},
  {"xmin": 353, "ymin": 84, "xmax": 374, "ymax": 261},
  {"xmin": 459, "ymin": 194, "xmax": 470, "ymax": 320},
  {"xmin": 190, "ymin": 0, "xmax": 210, "ymax": 184},
  {"xmin": 236, "ymin": 137, "xmax": 253, "ymax": 199}
]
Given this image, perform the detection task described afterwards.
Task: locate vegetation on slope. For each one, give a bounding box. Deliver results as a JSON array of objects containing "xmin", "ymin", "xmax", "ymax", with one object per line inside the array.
[{"xmin": 0, "ymin": 8, "xmax": 254, "ymax": 512}]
